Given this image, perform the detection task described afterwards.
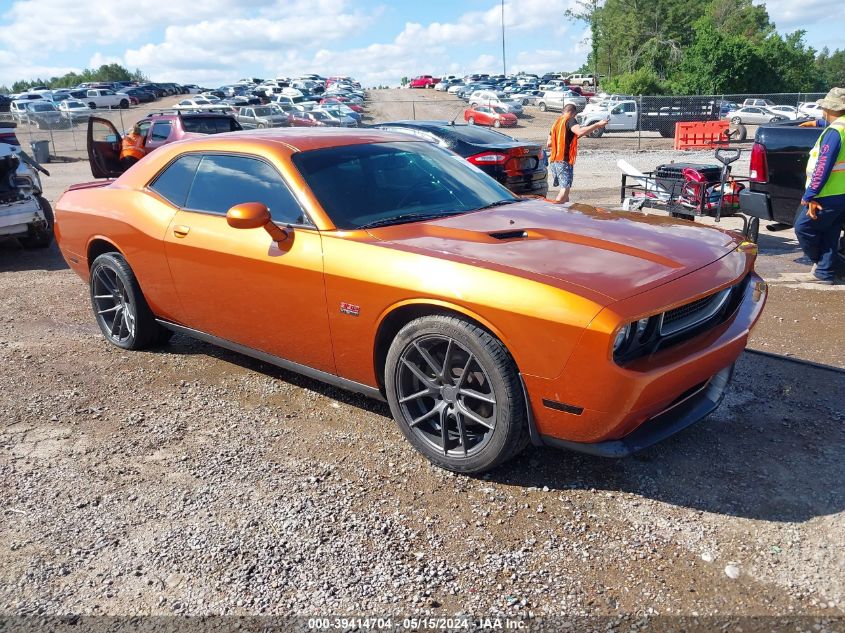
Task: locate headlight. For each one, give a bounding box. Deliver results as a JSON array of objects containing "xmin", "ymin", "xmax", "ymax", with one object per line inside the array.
[
  {"xmin": 613, "ymin": 324, "xmax": 633, "ymax": 353},
  {"xmin": 15, "ymin": 175, "xmax": 34, "ymax": 196},
  {"xmin": 612, "ymin": 315, "xmax": 661, "ymax": 361}
]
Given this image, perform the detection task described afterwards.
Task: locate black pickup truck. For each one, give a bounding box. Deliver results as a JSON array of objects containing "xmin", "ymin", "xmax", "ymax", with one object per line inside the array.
[{"xmin": 739, "ymin": 121, "xmax": 844, "ymax": 264}]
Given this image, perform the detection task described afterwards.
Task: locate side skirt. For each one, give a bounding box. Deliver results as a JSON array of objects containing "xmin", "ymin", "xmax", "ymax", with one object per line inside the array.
[{"xmin": 156, "ymin": 320, "xmax": 386, "ymax": 402}]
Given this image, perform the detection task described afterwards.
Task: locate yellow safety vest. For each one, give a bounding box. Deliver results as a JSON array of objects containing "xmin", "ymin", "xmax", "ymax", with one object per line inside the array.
[{"xmin": 805, "ymin": 115, "xmax": 845, "ymax": 199}]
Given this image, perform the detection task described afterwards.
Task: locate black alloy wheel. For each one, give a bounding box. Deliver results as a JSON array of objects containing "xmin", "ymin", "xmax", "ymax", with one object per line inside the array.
[
  {"xmin": 89, "ymin": 253, "xmax": 172, "ymax": 350},
  {"xmin": 385, "ymin": 316, "xmax": 528, "ymax": 473}
]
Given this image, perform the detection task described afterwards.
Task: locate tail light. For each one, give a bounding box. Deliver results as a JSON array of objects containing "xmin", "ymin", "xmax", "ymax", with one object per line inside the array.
[
  {"xmin": 468, "ymin": 152, "xmax": 507, "ymax": 165},
  {"xmin": 749, "ymin": 142, "xmax": 768, "ymax": 183},
  {"xmin": 0, "ymin": 131, "xmax": 20, "ymax": 146}
]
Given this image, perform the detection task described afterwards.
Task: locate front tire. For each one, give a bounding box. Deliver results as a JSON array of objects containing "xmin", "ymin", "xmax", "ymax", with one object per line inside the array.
[
  {"xmin": 539, "ymin": 102, "xmax": 547, "ymax": 112},
  {"xmin": 493, "ymin": 119, "xmax": 501, "ymax": 128},
  {"xmin": 89, "ymin": 253, "xmax": 172, "ymax": 350},
  {"xmin": 468, "ymin": 117, "xmax": 475, "ymax": 125},
  {"xmin": 731, "ymin": 116, "xmax": 741, "ymax": 125},
  {"xmin": 385, "ymin": 315, "xmax": 528, "ymax": 473},
  {"xmin": 589, "ymin": 126, "xmax": 604, "ymax": 138}
]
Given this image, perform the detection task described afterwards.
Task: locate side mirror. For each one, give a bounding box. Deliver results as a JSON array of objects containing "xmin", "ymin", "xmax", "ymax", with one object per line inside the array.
[{"xmin": 226, "ymin": 202, "xmax": 289, "ymax": 242}]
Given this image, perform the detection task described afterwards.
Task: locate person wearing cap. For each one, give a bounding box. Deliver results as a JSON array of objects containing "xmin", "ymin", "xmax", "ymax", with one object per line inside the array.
[
  {"xmin": 793, "ymin": 87, "xmax": 845, "ymax": 285},
  {"xmin": 119, "ymin": 124, "xmax": 146, "ymax": 169}
]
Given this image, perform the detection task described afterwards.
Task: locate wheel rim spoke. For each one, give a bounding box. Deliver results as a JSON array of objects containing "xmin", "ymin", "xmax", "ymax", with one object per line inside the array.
[
  {"xmin": 441, "ymin": 339, "xmax": 454, "ymax": 384},
  {"xmin": 459, "ymin": 388, "xmax": 496, "ymax": 405},
  {"xmin": 110, "ymin": 306, "xmax": 123, "ymax": 335},
  {"xmin": 456, "ymin": 353, "xmax": 474, "ymax": 387},
  {"xmin": 401, "ymin": 358, "xmax": 438, "ymax": 389},
  {"xmin": 399, "ymin": 387, "xmax": 434, "ymax": 404},
  {"xmin": 410, "ymin": 402, "xmax": 442, "ymax": 428},
  {"xmin": 413, "ymin": 341, "xmax": 443, "ymax": 378},
  {"xmin": 457, "ymin": 401, "xmax": 495, "ymax": 430},
  {"xmin": 97, "ymin": 305, "xmax": 120, "ymax": 315},
  {"xmin": 456, "ymin": 410, "xmax": 469, "ymax": 457},
  {"xmin": 95, "ymin": 269, "xmax": 117, "ymax": 294},
  {"xmin": 439, "ymin": 404, "xmax": 450, "ymax": 456}
]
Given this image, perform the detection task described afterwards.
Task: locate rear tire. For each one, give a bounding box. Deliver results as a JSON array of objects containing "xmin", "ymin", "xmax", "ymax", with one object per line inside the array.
[
  {"xmin": 468, "ymin": 117, "xmax": 475, "ymax": 125},
  {"xmin": 19, "ymin": 196, "xmax": 54, "ymax": 249},
  {"xmin": 88, "ymin": 102, "xmax": 97, "ymax": 109},
  {"xmin": 731, "ymin": 116, "xmax": 741, "ymax": 125},
  {"xmin": 384, "ymin": 315, "xmax": 528, "ymax": 474},
  {"xmin": 89, "ymin": 253, "xmax": 172, "ymax": 350},
  {"xmin": 119, "ymin": 99, "xmax": 129, "ymax": 109},
  {"xmin": 539, "ymin": 102, "xmax": 547, "ymax": 112}
]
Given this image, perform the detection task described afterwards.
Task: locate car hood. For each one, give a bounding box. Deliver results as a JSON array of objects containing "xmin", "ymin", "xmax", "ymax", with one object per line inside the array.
[{"xmin": 366, "ymin": 200, "xmax": 742, "ymax": 303}]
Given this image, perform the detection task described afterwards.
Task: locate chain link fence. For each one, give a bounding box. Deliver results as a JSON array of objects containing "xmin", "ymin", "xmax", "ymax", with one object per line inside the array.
[{"xmin": 0, "ymin": 91, "xmax": 830, "ymax": 163}]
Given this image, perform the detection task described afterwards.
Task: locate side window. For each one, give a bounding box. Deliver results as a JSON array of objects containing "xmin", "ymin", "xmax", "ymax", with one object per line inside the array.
[
  {"xmin": 148, "ymin": 154, "xmax": 202, "ymax": 207},
  {"xmin": 151, "ymin": 121, "xmax": 172, "ymax": 141},
  {"xmin": 185, "ymin": 155, "xmax": 306, "ymax": 224},
  {"xmin": 137, "ymin": 120, "xmax": 152, "ymax": 139}
]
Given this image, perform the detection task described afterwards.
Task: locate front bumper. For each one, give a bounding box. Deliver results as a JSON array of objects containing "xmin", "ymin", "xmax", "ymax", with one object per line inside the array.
[
  {"xmin": 541, "ymin": 364, "xmax": 733, "ymax": 457},
  {"xmin": 524, "ymin": 268, "xmax": 767, "ymax": 453}
]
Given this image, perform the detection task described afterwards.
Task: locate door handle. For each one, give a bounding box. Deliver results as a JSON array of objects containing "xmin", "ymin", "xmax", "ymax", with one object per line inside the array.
[{"xmin": 173, "ymin": 225, "xmax": 190, "ymax": 238}]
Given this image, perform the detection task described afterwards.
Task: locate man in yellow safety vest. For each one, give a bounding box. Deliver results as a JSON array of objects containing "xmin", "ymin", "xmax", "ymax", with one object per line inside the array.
[{"xmin": 794, "ymin": 87, "xmax": 845, "ymax": 285}]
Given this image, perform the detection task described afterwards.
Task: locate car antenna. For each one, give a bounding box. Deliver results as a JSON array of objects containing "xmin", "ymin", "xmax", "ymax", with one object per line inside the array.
[{"xmin": 448, "ymin": 106, "xmax": 463, "ymax": 126}]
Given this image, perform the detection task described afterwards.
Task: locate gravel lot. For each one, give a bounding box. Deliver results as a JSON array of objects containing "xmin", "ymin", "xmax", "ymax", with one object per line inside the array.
[{"xmin": 1, "ymin": 89, "xmax": 843, "ymax": 623}]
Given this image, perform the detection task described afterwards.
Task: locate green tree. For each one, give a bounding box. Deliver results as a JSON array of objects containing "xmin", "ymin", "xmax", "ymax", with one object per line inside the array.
[
  {"xmin": 816, "ymin": 48, "xmax": 845, "ymax": 88},
  {"xmin": 600, "ymin": 68, "xmax": 668, "ymax": 94}
]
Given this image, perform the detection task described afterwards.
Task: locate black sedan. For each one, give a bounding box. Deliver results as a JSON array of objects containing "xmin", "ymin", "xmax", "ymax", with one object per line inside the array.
[
  {"xmin": 372, "ymin": 120, "xmax": 548, "ymax": 196},
  {"xmin": 122, "ymin": 88, "xmax": 157, "ymax": 103}
]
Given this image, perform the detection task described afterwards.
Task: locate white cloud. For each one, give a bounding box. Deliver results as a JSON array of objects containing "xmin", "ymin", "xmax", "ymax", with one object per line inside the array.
[
  {"xmin": 761, "ymin": 0, "xmax": 840, "ymax": 27},
  {"xmin": 0, "ymin": 0, "xmax": 589, "ymax": 88}
]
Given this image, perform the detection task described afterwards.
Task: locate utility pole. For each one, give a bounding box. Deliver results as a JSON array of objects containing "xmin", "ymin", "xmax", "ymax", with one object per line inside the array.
[{"xmin": 501, "ymin": 0, "xmax": 507, "ymax": 76}]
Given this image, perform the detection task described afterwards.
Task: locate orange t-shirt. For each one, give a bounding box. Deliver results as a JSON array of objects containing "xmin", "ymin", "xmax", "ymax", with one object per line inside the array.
[
  {"xmin": 548, "ymin": 113, "xmax": 578, "ymax": 165},
  {"xmin": 120, "ymin": 133, "xmax": 146, "ymax": 161}
]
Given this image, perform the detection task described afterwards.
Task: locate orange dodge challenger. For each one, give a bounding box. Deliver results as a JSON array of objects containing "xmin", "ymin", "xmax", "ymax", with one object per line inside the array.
[{"xmin": 55, "ymin": 126, "xmax": 767, "ymax": 473}]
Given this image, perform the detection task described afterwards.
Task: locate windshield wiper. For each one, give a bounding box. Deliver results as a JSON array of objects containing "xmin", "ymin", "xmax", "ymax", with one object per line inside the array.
[
  {"xmin": 475, "ymin": 199, "xmax": 520, "ymax": 211},
  {"xmin": 358, "ymin": 211, "xmax": 466, "ymax": 230}
]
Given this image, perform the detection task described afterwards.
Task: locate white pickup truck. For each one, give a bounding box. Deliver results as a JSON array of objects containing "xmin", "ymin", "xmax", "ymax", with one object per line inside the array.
[
  {"xmin": 576, "ymin": 100, "xmax": 638, "ymax": 137},
  {"xmin": 84, "ymin": 89, "xmax": 130, "ymax": 110}
]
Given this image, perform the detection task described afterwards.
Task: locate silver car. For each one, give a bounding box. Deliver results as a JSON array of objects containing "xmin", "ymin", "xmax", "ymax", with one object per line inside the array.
[{"xmin": 726, "ymin": 107, "xmax": 787, "ymax": 125}]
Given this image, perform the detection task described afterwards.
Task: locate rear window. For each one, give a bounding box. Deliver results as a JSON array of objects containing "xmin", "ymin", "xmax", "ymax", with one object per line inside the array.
[{"xmin": 181, "ymin": 117, "xmax": 240, "ymax": 134}]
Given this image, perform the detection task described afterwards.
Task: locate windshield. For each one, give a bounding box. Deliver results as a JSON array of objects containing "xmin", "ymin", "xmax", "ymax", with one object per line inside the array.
[{"xmin": 292, "ymin": 141, "xmax": 517, "ymax": 230}]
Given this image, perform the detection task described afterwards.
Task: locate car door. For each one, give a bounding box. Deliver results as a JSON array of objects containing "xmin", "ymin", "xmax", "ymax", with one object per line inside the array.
[
  {"xmin": 162, "ymin": 152, "xmax": 335, "ymax": 372},
  {"xmin": 612, "ymin": 102, "xmax": 637, "ymax": 131},
  {"xmin": 87, "ymin": 116, "xmax": 124, "ymax": 178},
  {"xmin": 145, "ymin": 120, "xmax": 173, "ymax": 150}
]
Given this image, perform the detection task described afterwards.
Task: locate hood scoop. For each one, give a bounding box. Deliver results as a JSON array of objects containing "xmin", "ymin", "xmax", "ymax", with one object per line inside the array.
[{"xmin": 489, "ymin": 229, "xmax": 529, "ymax": 240}]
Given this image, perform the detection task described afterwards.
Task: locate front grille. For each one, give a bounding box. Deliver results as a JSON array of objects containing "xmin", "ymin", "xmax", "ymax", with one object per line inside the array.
[
  {"xmin": 614, "ymin": 274, "xmax": 750, "ymax": 365},
  {"xmin": 660, "ymin": 287, "xmax": 731, "ymax": 337}
]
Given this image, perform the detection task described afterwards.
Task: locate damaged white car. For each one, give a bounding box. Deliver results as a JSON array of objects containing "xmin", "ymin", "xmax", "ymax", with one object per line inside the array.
[{"xmin": 0, "ymin": 124, "xmax": 53, "ymax": 248}]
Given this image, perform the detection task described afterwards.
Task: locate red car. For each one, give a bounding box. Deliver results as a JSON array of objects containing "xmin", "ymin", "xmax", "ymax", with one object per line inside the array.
[
  {"xmin": 464, "ymin": 105, "xmax": 517, "ymax": 128},
  {"xmin": 288, "ymin": 113, "xmax": 323, "ymax": 127},
  {"xmin": 321, "ymin": 97, "xmax": 363, "ymax": 113},
  {"xmin": 409, "ymin": 75, "xmax": 440, "ymax": 89}
]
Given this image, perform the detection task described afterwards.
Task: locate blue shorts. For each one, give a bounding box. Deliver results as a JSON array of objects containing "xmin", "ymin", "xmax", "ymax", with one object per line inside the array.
[{"xmin": 550, "ymin": 161, "xmax": 574, "ymax": 188}]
